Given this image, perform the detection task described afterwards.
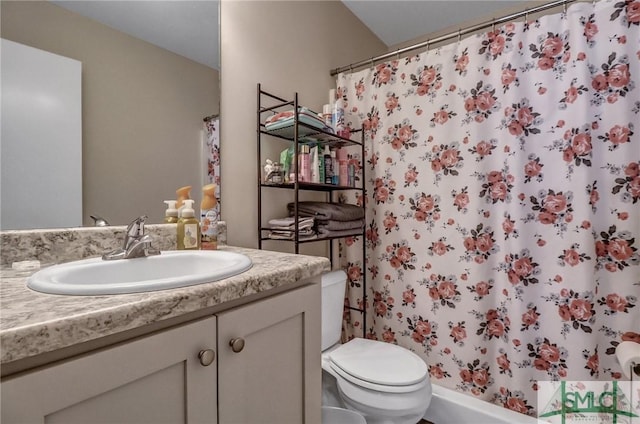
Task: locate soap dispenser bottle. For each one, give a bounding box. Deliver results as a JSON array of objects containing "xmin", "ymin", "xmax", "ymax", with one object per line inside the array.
[
  {"xmin": 163, "ymin": 200, "xmax": 179, "ymax": 224},
  {"xmin": 175, "ymin": 185, "xmax": 192, "ymax": 218},
  {"xmin": 177, "ymin": 199, "xmax": 200, "ymax": 250},
  {"xmin": 200, "ymin": 184, "xmax": 218, "ymax": 250}
]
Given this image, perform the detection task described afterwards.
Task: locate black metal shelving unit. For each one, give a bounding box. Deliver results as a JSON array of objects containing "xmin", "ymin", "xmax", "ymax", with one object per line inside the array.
[{"xmin": 257, "ymin": 83, "xmax": 367, "ymax": 335}]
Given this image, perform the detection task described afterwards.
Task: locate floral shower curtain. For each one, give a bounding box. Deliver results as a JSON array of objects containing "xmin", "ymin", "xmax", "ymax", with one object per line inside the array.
[
  {"xmin": 204, "ymin": 116, "xmax": 221, "ymax": 217},
  {"xmin": 338, "ymin": 0, "xmax": 639, "ymax": 416}
]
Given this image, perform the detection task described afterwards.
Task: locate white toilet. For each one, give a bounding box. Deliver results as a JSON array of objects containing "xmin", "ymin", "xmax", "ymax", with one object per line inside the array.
[{"xmin": 321, "ymin": 271, "xmax": 432, "ymax": 424}]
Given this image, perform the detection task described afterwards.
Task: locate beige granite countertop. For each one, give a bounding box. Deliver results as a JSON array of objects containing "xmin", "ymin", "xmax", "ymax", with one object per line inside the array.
[{"xmin": 0, "ymin": 246, "xmax": 330, "ymax": 365}]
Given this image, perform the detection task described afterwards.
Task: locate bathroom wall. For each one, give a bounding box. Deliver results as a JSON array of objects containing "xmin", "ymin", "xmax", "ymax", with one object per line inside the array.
[
  {"xmin": 220, "ymin": 0, "xmax": 386, "ymax": 253},
  {"xmin": 1, "ymin": 1, "xmax": 219, "ymax": 227},
  {"xmin": 384, "ymin": 1, "xmax": 550, "ymax": 53}
]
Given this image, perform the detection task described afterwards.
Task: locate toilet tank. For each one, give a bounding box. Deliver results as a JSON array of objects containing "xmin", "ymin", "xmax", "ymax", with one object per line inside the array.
[{"xmin": 321, "ymin": 270, "xmax": 347, "ymax": 351}]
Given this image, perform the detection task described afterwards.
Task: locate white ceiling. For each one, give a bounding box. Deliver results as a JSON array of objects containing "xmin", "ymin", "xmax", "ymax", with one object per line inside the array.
[
  {"xmin": 52, "ymin": 0, "xmax": 220, "ymax": 69},
  {"xmin": 342, "ymin": 1, "xmax": 524, "ymax": 47},
  {"xmin": 51, "ymin": 1, "xmax": 531, "ymax": 71}
]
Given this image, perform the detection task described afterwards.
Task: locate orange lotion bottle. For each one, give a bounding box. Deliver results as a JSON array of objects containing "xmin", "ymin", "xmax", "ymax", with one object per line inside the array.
[{"xmin": 200, "ymin": 184, "xmax": 218, "ymax": 250}]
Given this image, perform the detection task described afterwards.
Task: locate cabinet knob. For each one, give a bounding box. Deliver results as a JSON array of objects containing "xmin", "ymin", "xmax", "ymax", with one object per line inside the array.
[
  {"xmin": 198, "ymin": 349, "xmax": 216, "ymax": 366},
  {"xmin": 229, "ymin": 337, "xmax": 245, "ymax": 353}
]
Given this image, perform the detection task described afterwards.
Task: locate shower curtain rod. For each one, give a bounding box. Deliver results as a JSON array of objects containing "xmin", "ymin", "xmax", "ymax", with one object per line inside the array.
[{"xmin": 330, "ymin": 0, "xmax": 577, "ymax": 76}]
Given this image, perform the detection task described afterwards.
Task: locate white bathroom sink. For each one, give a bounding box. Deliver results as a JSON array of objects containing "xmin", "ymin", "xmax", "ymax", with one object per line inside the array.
[{"xmin": 27, "ymin": 250, "xmax": 253, "ymax": 295}]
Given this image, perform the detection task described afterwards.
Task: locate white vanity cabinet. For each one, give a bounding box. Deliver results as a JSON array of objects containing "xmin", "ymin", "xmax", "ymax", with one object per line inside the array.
[
  {"xmin": 1, "ymin": 316, "xmax": 218, "ymax": 424},
  {"xmin": 217, "ymin": 282, "xmax": 321, "ymax": 423},
  {"xmin": 1, "ymin": 283, "xmax": 321, "ymax": 424}
]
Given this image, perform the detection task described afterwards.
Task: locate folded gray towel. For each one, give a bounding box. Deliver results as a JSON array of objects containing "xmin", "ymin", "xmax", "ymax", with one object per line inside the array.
[
  {"xmin": 317, "ymin": 227, "xmax": 364, "ymax": 238},
  {"xmin": 317, "ymin": 219, "xmax": 365, "ymax": 231},
  {"xmin": 287, "ymin": 202, "xmax": 364, "ymax": 222}
]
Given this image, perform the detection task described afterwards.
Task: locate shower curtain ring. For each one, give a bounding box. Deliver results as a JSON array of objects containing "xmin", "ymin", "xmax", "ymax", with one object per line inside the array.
[
  {"xmin": 525, "ymin": 9, "xmax": 529, "ymax": 23},
  {"xmin": 370, "ymin": 57, "xmax": 374, "ymax": 67},
  {"xmin": 396, "ymin": 49, "xmax": 400, "ymax": 60},
  {"xmin": 458, "ymin": 29, "xmax": 462, "ymax": 43},
  {"xmin": 563, "ymin": 1, "xmax": 567, "ymax": 14},
  {"xmin": 492, "ymin": 18, "xmax": 496, "ymax": 32}
]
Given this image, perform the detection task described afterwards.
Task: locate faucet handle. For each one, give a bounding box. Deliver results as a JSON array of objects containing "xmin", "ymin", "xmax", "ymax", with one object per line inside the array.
[
  {"xmin": 126, "ymin": 215, "xmax": 148, "ymax": 238},
  {"xmin": 103, "ymin": 216, "xmax": 158, "ymax": 261}
]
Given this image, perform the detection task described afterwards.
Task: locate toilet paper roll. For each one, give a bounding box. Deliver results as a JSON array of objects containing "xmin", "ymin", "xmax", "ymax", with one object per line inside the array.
[{"xmin": 616, "ymin": 341, "xmax": 640, "ymax": 379}]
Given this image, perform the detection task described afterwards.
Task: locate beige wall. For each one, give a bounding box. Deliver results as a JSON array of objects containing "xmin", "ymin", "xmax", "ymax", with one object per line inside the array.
[
  {"xmin": 1, "ymin": 1, "xmax": 219, "ymax": 227},
  {"xmin": 220, "ymin": 0, "xmax": 386, "ymax": 252}
]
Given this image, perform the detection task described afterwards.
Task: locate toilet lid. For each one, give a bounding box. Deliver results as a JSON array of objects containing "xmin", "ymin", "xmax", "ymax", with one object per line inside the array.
[{"xmin": 328, "ymin": 338, "xmax": 428, "ymax": 386}]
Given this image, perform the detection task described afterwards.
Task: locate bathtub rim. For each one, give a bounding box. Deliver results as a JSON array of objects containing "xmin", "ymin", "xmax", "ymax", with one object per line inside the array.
[{"xmin": 424, "ymin": 382, "xmax": 544, "ymax": 423}]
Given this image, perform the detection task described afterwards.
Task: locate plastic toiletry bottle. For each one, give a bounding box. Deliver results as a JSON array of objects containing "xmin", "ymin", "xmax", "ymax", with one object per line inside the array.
[
  {"xmin": 280, "ymin": 146, "xmax": 294, "ymax": 183},
  {"xmin": 299, "ymin": 145, "xmax": 311, "ymax": 182},
  {"xmin": 177, "ymin": 199, "xmax": 200, "ymax": 250},
  {"xmin": 323, "ymin": 104, "xmax": 333, "ymax": 129},
  {"xmin": 330, "ymin": 149, "xmax": 338, "ymax": 185},
  {"xmin": 319, "ymin": 149, "xmax": 325, "ymax": 183},
  {"xmin": 163, "ymin": 200, "xmax": 179, "ymax": 224},
  {"xmin": 200, "ymin": 184, "xmax": 218, "ymax": 250},
  {"xmin": 332, "ymin": 91, "xmax": 345, "ymax": 135},
  {"xmin": 310, "ymin": 146, "xmax": 319, "ymax": 183},
  {"xmin": 337, "ymin": 148, "xmax": 349, "ymax": 187},
  {"xmin": 328, "ymin": 89, "xmax": 336, "ymax": 133},
  {"xmin": 348, "ymin": 154, "xmax": 356, "ymax": 187},
  {"xmin": 176, "ymin": 185, "xmax": 192, "ymax": 218},
  {"xmin": 323, "ymin": 145, "xmax": 333, "ymax": 184}
]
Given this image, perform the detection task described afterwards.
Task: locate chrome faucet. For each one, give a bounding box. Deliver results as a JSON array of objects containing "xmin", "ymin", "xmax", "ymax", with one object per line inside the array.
[
  {"xmin": 90, "ymin": 214, "xmax": 110, "ymax": 226},
  {"xmin": 102, "ymin": 216, "xmax": 160, "ymax": 260}
]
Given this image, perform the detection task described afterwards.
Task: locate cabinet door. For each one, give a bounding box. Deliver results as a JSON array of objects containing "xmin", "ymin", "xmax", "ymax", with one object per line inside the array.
[
  {"xmin": 217, "ymin": 283, "xmax": 321, "ymax": 424},
  {"xmin": 1, "ymin": 316, "xmax": 217, "ymax": 424}
]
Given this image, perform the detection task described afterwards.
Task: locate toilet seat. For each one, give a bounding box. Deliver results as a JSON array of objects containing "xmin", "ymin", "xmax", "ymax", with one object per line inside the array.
[
  {"xmin": 330, "ymin": 362, "xmax": 429, "ymax": 393},
  {"xmin": 328, "ymin": 338, "xmax": 428, "ymax": 393}
]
